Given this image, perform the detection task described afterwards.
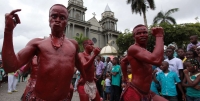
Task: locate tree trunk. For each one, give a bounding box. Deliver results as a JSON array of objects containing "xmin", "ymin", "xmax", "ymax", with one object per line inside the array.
[{"xmin": 143, "ymin": 12, "xmax": 148, "ymax": 27}]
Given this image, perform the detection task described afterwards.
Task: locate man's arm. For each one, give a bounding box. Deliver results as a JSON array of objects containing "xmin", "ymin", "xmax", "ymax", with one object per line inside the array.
[
  {"xmin": 128, "ymin": 27, "xmax": 164, "ymax": 66},
  {"xmin": 177, "ymin": 83, "xmax": 186, "ymax": 100},
  {"xmin": 120, "ymin": 56, "xmax": 128, "ymax": 82},
  {"xmin": 184, "ymin": 70, "xmax": 200, "ymax": 86},
  {"xmin": 2, "ymin": 9, "xmax": 39, "ymax": 73}
]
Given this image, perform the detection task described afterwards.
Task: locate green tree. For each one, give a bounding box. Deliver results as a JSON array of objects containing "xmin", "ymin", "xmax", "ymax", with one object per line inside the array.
[
  {"xmin": 73, "ymin": 34, "xmax": 89, "ymax": 52},
  {"xmin": 153, "ymin": 8, "xmax": 179, "ymax": 25},
  {"xmin": 116, "ymin": 29, "xmax": 134, "ymax": 55},
  {"xmin": 127, "ymin": 0, "xmax": 155, "ymax": 27},
  {"xmin": 149, "ymin": 23, "xmax": 200, "ymax": 51}
]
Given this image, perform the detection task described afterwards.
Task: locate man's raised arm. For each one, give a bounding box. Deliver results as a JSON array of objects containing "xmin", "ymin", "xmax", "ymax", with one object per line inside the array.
[
  {"xmin": 2, "ymin": 9, "xmax": 36, "ymax": 73},
  {"xmin": 128, "ymin": 27, "xmax": 164, "ymax": 66}
]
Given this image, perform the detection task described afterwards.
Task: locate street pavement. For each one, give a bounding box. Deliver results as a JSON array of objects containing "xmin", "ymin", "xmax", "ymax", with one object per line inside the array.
[{"xmin": 0, "ymin": 81, "xmax": 80, "ymax": 101}]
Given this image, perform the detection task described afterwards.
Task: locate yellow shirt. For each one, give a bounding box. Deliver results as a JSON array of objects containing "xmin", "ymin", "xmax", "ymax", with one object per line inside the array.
[
  {"xmin": 182, "ymin": 57, "xmax": 187, "ymax": 62},
  {"xmin": 128, "ymin": 74, "xmax": 132, "ymax": 82}
]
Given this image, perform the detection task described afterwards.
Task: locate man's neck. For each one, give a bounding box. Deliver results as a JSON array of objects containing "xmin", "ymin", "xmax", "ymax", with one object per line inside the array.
[
  {"xmin": 83, "ymin": 51, "xmax": 91, "ymax": 56},
  {"xmin": 163, "ymin": 69, "xmax": 169, "ymax": 73},
  {"xmin": 192, "ymin": 41, "xmax": 198, "ymax": 45},
  {"xmin": 135, "ymin": 43, "xmax": 147, "ymax": 49},
  {"xmin": 179, "ymin": 56, "xmax": 185, "ymax": 60},
  {"xmin": 51, "ymin": 31, "xmax": 64, "ymax": 38},
  {"xmin": 168, "ymin": 56, "xmax": 174, "ymax": 60}
]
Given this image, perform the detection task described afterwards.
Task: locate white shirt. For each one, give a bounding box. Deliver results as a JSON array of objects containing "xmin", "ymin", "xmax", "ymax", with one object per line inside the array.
[
  {"xmin": 105, "ymin": 78, "xmax": 111, "ymax": 86},
  {"xmin": 164, "ymin": 58, "xmax": 183, "ymax": 77}
]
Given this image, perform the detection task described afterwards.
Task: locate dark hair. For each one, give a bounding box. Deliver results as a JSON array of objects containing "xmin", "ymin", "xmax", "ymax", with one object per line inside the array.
[
  {"xmin": 113, "ymin": 57, "xmax": 119, "ymax": 65},
  {"xmin": 177, "ymin": 48, "xmax": 185, "ymax": 52},
  {"xmin": 133, "ymin": 24, "xmax": 147, "ymax": 35},
  {"xmin": 185, "ymin": 58, "xmax": 200, "ymax": 69},
  {"xmin": 187, "ymin": 49, "xmax": 198, "ymax": 58},
  {"xmin": 49, "ymin": 4, "xmax": 68, "ymax": 16},
  {"xmin": 82, "ymin": 39, "xmax": 91, "ymax": 49},
  {"xmin": 166, "ymin": 47, "xmax": 174, "ymax": 52}
]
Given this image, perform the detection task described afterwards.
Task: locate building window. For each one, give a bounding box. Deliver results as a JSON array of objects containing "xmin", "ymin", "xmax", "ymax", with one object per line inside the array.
[
  {"xmin": 112, "ymin": 41, "xmax": 115, "ymax": 44},
  {"xmin": 92, "ymin": 38, "xmax": 97, "ymax": 43},
  {"xmin": 76, "ymin": 33, "xmax": 79, "ymax": 36}
]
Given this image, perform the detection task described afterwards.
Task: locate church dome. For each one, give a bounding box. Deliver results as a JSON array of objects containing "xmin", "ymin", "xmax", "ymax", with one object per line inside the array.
[{"xmin": 100, "ymin": 45, "xmax": 117, "ymax": 55}]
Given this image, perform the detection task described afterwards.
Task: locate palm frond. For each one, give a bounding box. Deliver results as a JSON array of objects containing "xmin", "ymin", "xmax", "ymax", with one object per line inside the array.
[
  {"xmin": 153, "ymin": 11, "xmax": 164, "ymax": 24},
  {"xmin": 165, "ymin": 8, "xmax": 179, "ymax": 17},
  {"xmin": 146, "ymin": 0, "xmax": 155, "ymax": 10},
  {"xmin": 166, "ymin": 16, "xmax": 176, "ymax": 24}
]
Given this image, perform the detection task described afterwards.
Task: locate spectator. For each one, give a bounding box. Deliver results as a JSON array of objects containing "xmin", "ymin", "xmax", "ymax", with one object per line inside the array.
[
  {"xmin": 153, "ymin": 61, "xmax": 185, "ymax": 101},
  {"xmin": 177, "ymin": 48, "xmax": 187, "ymax": 62},
  {"xmin": 74, "ymin": 70, "xmax": 80, "ymax": 92},
  {"xmin": 187, "ymin": 35, "xmax": 200, "ymax": 51},
  {"xmin": 186, "ymin": 50, "xmax": 198, "ymax": 59},
  {"xmin": 105, "ymin": 74, "xmax": 111, "ymax": 101},
  {"xmin": 165, "ymin": 47, "xmax": 184, "ymax": 100},
  {"xmin": 182, "ymin": 59, "xmax": 200, "ymax": 101},
  {"xmin": 110, "ymin": 57, "xmax": 121, "ymax": 101},
  {"xmin": 8, "ymin": 71, "xmax": 19, "ymax": 94},
  {"xmin": 105, "ymin": 57, "xmax": 113, "ymax": 73},
  {"xmin": 95, "ymin": 55, "xmax": 105, "ymax": 97},
  {"xmin": 168, "ymin": 44, "xmax": 178, "ymax": 58}
]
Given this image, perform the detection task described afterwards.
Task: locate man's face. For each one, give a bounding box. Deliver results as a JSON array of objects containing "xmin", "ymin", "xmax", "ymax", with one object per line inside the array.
[
  {"xmin": 159, "ymin": 62, "xmax": 168, "ymax": 71},
  {"xmin": 84, "ymin": 40, "xmax": 94, "ymax": 53},
  {"xmin": 186, "ymin": 51, "xmax": 193, "ymax": 59},
  {"xmin": 49, "ymin": 5, "xmax": 68, "ymax": 32},
  {"xmin": 133, "ymin": 26, "xmax": 148, "ymax": 44},
  {"xmin": 177, "ymin": 49, "xmax": 185, "ymax": 58},
  {"xmin": 196, "ymin": 48, "xmax": 200, "ymax": 56},
  {"xmin": 166, "ymin": 49, "xmax": 174, "ymax": 57},
  {"xmin": 190, "ymin": 36, "xmax": 197, "ymax": 44}
]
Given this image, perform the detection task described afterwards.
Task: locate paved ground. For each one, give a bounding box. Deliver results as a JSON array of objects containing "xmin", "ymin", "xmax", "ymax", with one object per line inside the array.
[{"xmin": 0, "ymin": 81, "xmax": 80, "ymax": 101}]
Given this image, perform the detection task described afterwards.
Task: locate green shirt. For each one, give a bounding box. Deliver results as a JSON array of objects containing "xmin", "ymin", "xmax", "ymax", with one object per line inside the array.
[
  {"xmin": 186, "ymin": 73, "xmax": 200, "ymax": 97},
  {"xmin": 111, "ymin": 65, "xmax": 121, "ymax": 86}
]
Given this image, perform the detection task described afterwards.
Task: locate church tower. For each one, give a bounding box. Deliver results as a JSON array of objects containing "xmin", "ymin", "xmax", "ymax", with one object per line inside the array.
[
  {"xmin": 99, "ymin": 5, "xmax": 120, "ymax": 48},
  {"xmin": 66, "ymin": 0, "xmax": 91, "ymax": 38}
]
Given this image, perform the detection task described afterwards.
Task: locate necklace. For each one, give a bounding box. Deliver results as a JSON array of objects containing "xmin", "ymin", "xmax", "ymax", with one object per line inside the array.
[{"xmin": 50, "ymin": 34, "xmax": 65, "ymax": 50}]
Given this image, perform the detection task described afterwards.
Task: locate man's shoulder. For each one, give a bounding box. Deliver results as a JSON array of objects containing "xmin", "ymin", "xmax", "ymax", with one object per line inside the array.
[
  {"xmin": 27, "ymin": 38, "xmax": 44, "ymax": 46},
  {"xmin": 173, "ymin": 58, "xmax": 182, "ymax": 62}
]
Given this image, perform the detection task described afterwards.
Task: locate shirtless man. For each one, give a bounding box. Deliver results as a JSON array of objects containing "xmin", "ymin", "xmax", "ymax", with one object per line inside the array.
[
  {"xmin": 120, "ymin": 24, "xmax": 166, "ymax": 101},
  {"xmin": 2, "ymin": 4, "xmax": 85, "ymax": 101},
  {"xmin": 77, "ymin": 39, "xmax": 101, "ymax": 101}
]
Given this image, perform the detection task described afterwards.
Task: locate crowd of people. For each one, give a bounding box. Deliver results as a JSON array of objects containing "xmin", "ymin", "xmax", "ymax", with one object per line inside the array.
[
  {"xmin": 1, "ymin": 3, "xmax": 200, "ymax": 101},
  {"xmin": 69, "ymin": 35, "xmax": 200, "ymax": 101}
]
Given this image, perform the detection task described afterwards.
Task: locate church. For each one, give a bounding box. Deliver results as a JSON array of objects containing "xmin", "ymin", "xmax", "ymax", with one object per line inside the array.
[{"xmin": 65, "ymin": 0, "xmax": 121, "ymax": 49}]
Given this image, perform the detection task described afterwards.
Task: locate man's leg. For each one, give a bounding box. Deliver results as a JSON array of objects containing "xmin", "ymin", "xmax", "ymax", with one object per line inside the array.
[
  {"xmin": 78, "ymin": 85, "xmax": 89, "ymax": 101},
  {"xmin": 115, "ymin": 85, "xmax": 121, "ymax": 101},
  {"xmin": 110, "ymin": 85, "xmax": 115, "ymax": 101},
  {"xmin": 8, "ymin": 74, "xmax": 14, "ymax": 93},
  {"xmin": 12, "ymin": 76, "xmax": 18, "ymax": 91}
]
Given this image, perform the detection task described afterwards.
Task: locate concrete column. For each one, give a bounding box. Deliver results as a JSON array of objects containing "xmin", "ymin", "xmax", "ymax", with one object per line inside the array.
[
  {"xmin": 107, "ymin": 33, "xmax": 109, "ymax": 42},
  {"xmin": 98, "ymin": 34, "xmax": 100, "ymax": 47},
  {"xmin": 67, "ymin": 23, "xmax": 70, "ymax": 37},
  {"xmin": 72, "ymin": 24, "xmax": 74, "ymax": 37},
  {"xmin": 83, "ymin": 13, "xmax": 85, "ymax": 21},
  {"xmin": 105, "ymin": 34, "xmax": 107, "ymax": 45},
  {"xmin": 84, "ymin": 27, "xmax": 87, "ymax": 37},
  {"xmin": 116, "ymin": 23, "xmax": 117, "ymax": 31},
  {"xmin": 88, "ymin": 28, "xmax": 90, "ymax": 36}
]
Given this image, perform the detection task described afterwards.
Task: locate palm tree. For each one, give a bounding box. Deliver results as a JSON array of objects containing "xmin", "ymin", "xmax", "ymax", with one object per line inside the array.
[
  {"xmin": 153, "ymin": 8, "xmax": 179, "ymax": 25},
  {"xmin": 127, "ymin": 0, "xmax": 155, "ymax": 27},
  {"xmin": 74, "ymin": 34, "xmax": 89, "ymax": 52}
]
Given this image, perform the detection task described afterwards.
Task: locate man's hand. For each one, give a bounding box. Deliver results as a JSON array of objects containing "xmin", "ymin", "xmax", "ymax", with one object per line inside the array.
[
  {"xmin": 151, "ymin": 27, "xmax": 164, "ymax": 37},
  {"xmin": 5, "ymin": 9, "xmax": 21, "ymax": 31},
  {"xmin": 93, "ymin": 47, "xmax": 100, "ymax": 56},
  {"xmin": 183, "ymin": 69, "xmax": 189, "ymax": 74}
]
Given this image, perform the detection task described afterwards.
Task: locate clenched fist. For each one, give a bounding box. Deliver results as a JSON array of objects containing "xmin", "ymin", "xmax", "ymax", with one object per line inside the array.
[
  {"xmin": 151, "ymin": 27, "xmax": 164, "ymax": 37},
  {"xmin": 93, "ymin": 47, "xmax": 100, "ymax": 56},
  {"xmin": 5, "ymin": 9, "xmax": 21, "ymax": 31}
]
